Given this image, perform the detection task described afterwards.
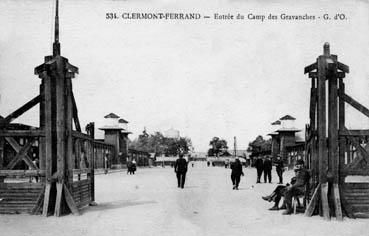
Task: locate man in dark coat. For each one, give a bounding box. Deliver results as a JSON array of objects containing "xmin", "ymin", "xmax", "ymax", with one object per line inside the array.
[
  {"xmin": 262, "ymin": 176, "xmax": 297, "ymax": 210},
  {"xmin": 282, "ymin": 159, "xmax": 310, "ymax": 215},
  {"xmin": 263, "ymin": 156, "xmax": 273, "ymax": 183},
  {"xmin": 230, "ymin": 158, "xmax": 244, "ymax": 190},
  {"xmin": 254, "ymin": 156, "xmax": 264, "ymax": 183},
  {"xmin": 274, "ymin": 155, "xmax": 284, "ymax": 184},
  {"xmin": 174, "ymin": 154, "xmax": 188, "ymax": 189}
]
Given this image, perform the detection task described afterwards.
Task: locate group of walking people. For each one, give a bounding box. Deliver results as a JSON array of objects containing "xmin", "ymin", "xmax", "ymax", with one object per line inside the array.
[{"xmin": 254, "ymin": 155, "xmax": 285, "ymax": 184}]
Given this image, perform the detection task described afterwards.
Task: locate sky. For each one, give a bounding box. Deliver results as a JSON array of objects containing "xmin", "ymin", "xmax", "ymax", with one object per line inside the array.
[{"xmin": 1, "ymin": 0, "xmax": 369, "ymax": 152}]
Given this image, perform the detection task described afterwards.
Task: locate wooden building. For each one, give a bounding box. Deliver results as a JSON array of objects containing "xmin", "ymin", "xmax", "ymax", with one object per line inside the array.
[
  {"xmin": 99, "ymin": 113, "xmax": 131, "ymax": 168},
  {"xmin": 268, "ymin": 115, "xmax": 304, "ymax": 167}
]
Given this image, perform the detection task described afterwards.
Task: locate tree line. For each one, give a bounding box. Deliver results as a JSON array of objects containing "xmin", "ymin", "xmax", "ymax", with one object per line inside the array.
[{"xmin": 129, "ymin": 130, "xmax": 192, "ymax": 156}]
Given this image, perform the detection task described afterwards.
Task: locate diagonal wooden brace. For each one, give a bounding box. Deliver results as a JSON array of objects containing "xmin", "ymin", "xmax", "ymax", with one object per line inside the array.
[{"xmin": 5, "ymin": 137, "xmax": 37, "ymax": 169}]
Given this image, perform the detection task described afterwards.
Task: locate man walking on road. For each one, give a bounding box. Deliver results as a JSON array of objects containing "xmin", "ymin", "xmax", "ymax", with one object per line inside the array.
[
  {"xmin": 174, "ymin": 154, "xmax": 188, "ymax": 189},
  {"xmin": 263, "ymin": 156, "xmax": 272, "ymax": 183},
  {"xmin": 230, "ymin": 158, "xmax": 244, "ymax": 190},
  {"xmin": 274, "ymin": 155, "xmax": 284, "ymax": 184},
  {"xmin": 254, "ymin": 156, "xmax": 264, "ymax": 183}
]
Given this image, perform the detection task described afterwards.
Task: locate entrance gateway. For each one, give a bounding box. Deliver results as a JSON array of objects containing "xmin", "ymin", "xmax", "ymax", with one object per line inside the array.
[{"xmin": 0, "ymin": 0, "xmax": 114, "ymax": 216}]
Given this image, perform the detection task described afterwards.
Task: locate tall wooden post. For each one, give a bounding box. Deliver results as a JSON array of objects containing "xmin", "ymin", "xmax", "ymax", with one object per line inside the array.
[
  {"xmin": 327, "ymin": 51, "xmax": 343, "ymax": 220},
  {"xmin": 317, "ymin": 48, "xmax": 330, "ymax": 220},
  {"xmin": 338, "ymin": 79, "xmax": 345, "ymax": 183},
  {"xmin": 309, "ymin": 76, "xmax": 318, "ymax": 185},
  {"xmin": 0, "ymin": 137, "xmax": 4, "ymax": 183},
  {"xmin": 39, "ymin": 82, "xmax": 46, "ymax": 182},
  {"xmin": 35, "ymin": 0, "xmax": 79, "ymax": 217},
  {"xmin": 66, "ymin": 79, "xmax": 74, "ymax": 185}
]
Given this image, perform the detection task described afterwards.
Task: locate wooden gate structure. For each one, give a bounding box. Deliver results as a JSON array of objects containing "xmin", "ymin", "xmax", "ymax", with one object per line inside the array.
[
  {"xmin": 0, "ymin": 0, "xmax": 114, "ymax": 216},
  {"xmin": 304, "ymin": 43, "xmax": 369, "ymax": 220}
]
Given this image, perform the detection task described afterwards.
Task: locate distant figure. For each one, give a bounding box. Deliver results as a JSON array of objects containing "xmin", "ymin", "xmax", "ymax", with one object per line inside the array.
[
  {"xmin": 127, "ymin": 161, "xmax": 133, "ymax": 175},
  {"xmin": 131, "ymin": 160, "xmax": 137, "ymax": 174},
  {"xmin": 174, "ymin": 154, "xmax": 188, "ymax": 189},
  {"xmin": 263, "ymin": 156, "xmax": 272, "ymax": 183},
  {"xmin": 274, "ymin": 155, "xmax": 284, "ymax": 184},
  {"xmin": 104, "ymin": 154, "xmax": 109, "ymax": 174},
  {"xmin": 230, "ymin": 158, "xmax": 244, "ymax": 190},
  {"xmin": 191, "ymin": 162, "xmax": 194, "ymax": 167},
  {"xmin": 207, "ymin": 161, "xmax": 210, "ymax": 167},
  {"xmin": 254, "ymin": 156, "xmax": 264, "ymax": 183}
]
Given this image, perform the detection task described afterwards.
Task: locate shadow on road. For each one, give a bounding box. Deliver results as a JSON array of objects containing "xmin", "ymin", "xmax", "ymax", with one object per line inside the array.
[{"xmin": 81, "ymin": 199, "xmax": 157, "ymax": 213}]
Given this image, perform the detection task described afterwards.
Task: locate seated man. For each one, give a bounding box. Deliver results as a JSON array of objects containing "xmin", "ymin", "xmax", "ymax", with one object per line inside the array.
[
  {"xmin": 282, "ymin": 159, "xmax": 310, "ymax": 215},
  {"xmin": 262, "ymin": 177, "xmax": 296, "ymax": 211}
]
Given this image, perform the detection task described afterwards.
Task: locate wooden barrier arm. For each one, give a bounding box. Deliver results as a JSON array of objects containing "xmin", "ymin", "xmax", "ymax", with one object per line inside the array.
[
  {"xmin": 341, "ymin": 93, "xmax": 369, "ymax": 119},
  {"xmin": 2, "ymin": 95, "xmax": 41, "ymax": 125}
]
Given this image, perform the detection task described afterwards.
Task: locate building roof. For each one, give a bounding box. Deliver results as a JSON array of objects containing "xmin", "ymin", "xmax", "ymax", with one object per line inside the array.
[
  {"xmin": 275, "ymin": 127, "xmax": 301, "ymax": 132},
  {"xmin": 98, "ymin": 125, "xmax": 124, "ymax": 130},
  {"xmin": 271, "ymin": 120, "xmax": 281, "ymax": 125},
  {"xmin": 118, "ymin": 118, "xmax": 129, "ymax": 124},
  {"xmin": 121, "ymin": 130, "xmax": 132, "ymax": 134},
  {"xmin": 104, "ymin": 113, "xmax": 120, "ymax": 119},
  {"xmin": 268, "ymin": 132, "xmax": 279, "ymax": 136},
  {"xmin": 279, "ymin": 115, "xmax": 296, "ymax": 120}
]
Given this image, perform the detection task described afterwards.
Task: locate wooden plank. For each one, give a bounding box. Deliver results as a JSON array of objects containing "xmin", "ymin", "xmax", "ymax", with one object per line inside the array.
[
  {"xmin": 55, "ymin": 61, "xmax": 66, "ymax": 180},
  {"xmin": 65, "ymin": 62, "xmax": 79, "ymax": 74},
  {"xmin": 309, "ymin": 72, "xmax": 318, "ymax": 78},
  {"xmin": 333, "ymin": 183, "xmax": 343, "ymax": 220},
  {"xmin": 0, "ymin": 182, "xmax": 43, "ymax": 189},
  {"xmin": 339, "ymin": 129, "xmax": 369, "ymax": 136},
  {"xmin": 0, "ymin": 170, "xmax": 46, "ymax": 177},
  {"xmin": 5, "ymin": 137, "xmax": 37, "ymax": 170},
  {"xmin": 90, "ymin": 142, "xmax": 95, "ymax": 202},
  {"xmin": 43, "ymin": 73, "xmax": 53, "ymax": 182},
  {"xmin": 305, "ymin": 183, "xmax": 321, "ymax": 217},
  {"xmin": 328, "ymin": 67, "xmax": 339, "ymax": 184},
  {"xmin": 72, "ymin": 131, "xmax": 93, "ymax": 141},
  {"xmin": 341, "ymin": 93, "xmax": 369, "ymax": 119},
  {"xmin": 39, "ymin": 82, "xmax": 46, "ymax": 180},
  {"xmin": 2, "ymin": 95, "xmax": 41, "ymax": 125},
  {"xmin": 337, "ymin": 72, "xmax": 346, "ymax": 79},
  {"xmin": 337, "ymin": 61, "xmax": 349, "ymax": 73},
  {"xmin": 66, "ymin": 79, "xmax": 74, "ymax": 184},
  {"xmin": 31, "ymin": 189, "xmax": 44, "ymax": 215},
  {"xmin": 0, "ymin": 137, "xmax": 4, "ymax": 182},
  {"xmin": 344, "ymin": 182, "xmax": 369, "ymax": 188},
  {"xmin": 63, "ymin": 183, "xmax": 80, "ymax": 215},
  {"xmin": 54, "ymin": 181, "xmax": 63, "ymax": 217},
  {"xmin": 71, "ymin": 92, "xmax": 81, "ymax": 132},
  {"xmin": 321, "ymin": 182, "xmax": 330, "ymax": 220},
  {"xmin": 42, "ymin": 183, "xmax": 51, "ymax": 217},
  {"xmin": 317, "ymin": 56, "xmax": 328, "ymax": 184},
  {"xmin": 340, "ymin": 187, "xmax": 355, "ymax": 218},
  {"xmin": 0, "ymin": 130, "xmax": 45, "ymax": 137},
  {"xmin": 304, "ymin": 62, "xmax": 317, "ymax": 74}
]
